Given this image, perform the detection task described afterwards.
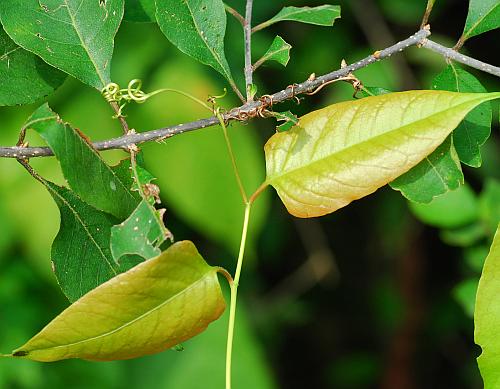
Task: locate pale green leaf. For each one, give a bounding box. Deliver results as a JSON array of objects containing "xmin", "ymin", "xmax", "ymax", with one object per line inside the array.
[
  {"xmin": 125, "ymin": 0, "xmax": 155, "ymax": 22},
  {"xmin": 254, "ymin": 5, "xmax": 340, "ymax": 31},
  {"xmin": 0, "ymin": 0, "xmax": 124, "ymax": 89},
  {"xmin": 431, "ymin": 64, "xmax": 491, "ymax": 167},
  {"xmin": 0, "ymin": 26, "xmax": 66, "ymax": 106},
  {"xmin": 155, "ymin": 0, "xmax": 234, "ymax": 83},
  {"xmin": 462, "ymin": 0, "xmax": 500, "ymax": 41},
  {"xmin": 25, "ymin": 104, "xmax": 137, "ymax": 220},
  {"xmin": 7, "ymin": 241, "xmax": 226, "ymax": 362},
  {"xmin": 475, "ymin": 225, "xmax": 500, "ymax": 387},
  {"xmin": 409, "ymin": 184, "xmax": 479, "ymax": 228},
  {"xmin": 390, "ymin": 137, "xmax": 464, "ymax": 203},
  {"xmin": 111, "ymin": 200, "xmax": 171, "ymax": 261},
  {"xmin": 255, "ymin": 36, "xmax": 291, "ymax": 68},
  {"xmin": 264, "ymin": 91, "xmax": 500, "ymax": 218}
]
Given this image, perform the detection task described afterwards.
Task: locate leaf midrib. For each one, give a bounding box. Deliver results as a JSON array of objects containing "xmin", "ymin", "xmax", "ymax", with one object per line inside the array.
[
  {"xmin": 22, "ymin": 271, "xmax": 213, "ymax": 355},
  {"xmin": 266, "ymin": 95, "xmax": 495, "ymax": 184},
  {"xmin": 271, "ymin": 5, "xmax": 340, "ymax": 23},
  {"xmin": 464, "ymin": 2, "xmax": 500, "ymax": 39}
]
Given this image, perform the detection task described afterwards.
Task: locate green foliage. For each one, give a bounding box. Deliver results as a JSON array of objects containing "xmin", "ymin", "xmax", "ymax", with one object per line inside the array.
[
  {"xmin": 265, "ymin": 91, "xmax": 499, "ymax": 218},
  {"xmin": 155, "ymin": 0, "xmax": 235, "ymax": 84},
  {"xmin": 124, "ymin": 0, "xmax": 155, "ymax": 22},
  {"xmin": 254, "ymin": 5, "xmax": 341, "ymax": 31},
  {"xmin": 7, "ymin": 241, "xmax": 226, "ymax": 362},
  {"xmin": 256, "ymin": 36, "xmax": 291, "ymax": 68},
  {"xmin": 0, "ymin": 0, "xmax": 124, "ymax": 89},
  {"xmin": 0, "ymin": 27, "xmax": 66, "ymax": 106},
  {"xmin": 462, "ymin": 0, "xmax": 500, "ymax": 41},
  {"xmin": 475, "ymin": 225, "xmax": 500, "ymax": 387}
]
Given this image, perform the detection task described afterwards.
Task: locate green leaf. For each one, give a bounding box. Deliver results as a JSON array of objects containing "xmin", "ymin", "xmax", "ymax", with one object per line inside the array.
[
  {"xmin": 255, "ymin": 36, "xmax": 291, "ymax": 68},
  {"xmin": 6, "ymin": 241, "xmax": 226, "ymax": 361},
  {"xmin": 440, "ymin": 222, "xmax": 486, "ymax": 247},
  {"xmin": 111, "ymin": 200, "xmax": 171, "ymax": 261},
  {"xmin": 254, "ymin": 5, "xmax": 341, "ymax": 31},
  {"xmin": 479, "ymin": 179, "xmax": 500, "ymax": 237},
  {"xmin": 475, "ymin": 224, "xmax": 500, "ymax": 387},
  {"xmin": 358, "ymin": 86, "xmax": 391, "ymax": 98},
  {"xmin": 0, "ymin": 26, "xmax": 66, "ymax": 106},
  {"xmin": 453, "ymin": 278, "xmax": 478, "ymax": 317},
  {"xmin": 264, "ymin": 90, "xmax": 500, "ymax": 218},
  {"xmin": 462, "ymin": 0, "xmax": 500, "ymax": 41},
  {"xmin": 124, "ymin": 0, "xmax": 155, "ymax": 22},
  {"xmin": 273, "ymin": 111, "xmax": 299, "ymax": 132},
  {"xmin": 155, "ymin": 0, "xmax": 234, "ymax": 83},
  {"xmin": 25, "ymin": 104, "xmax": 137, "ymax": 220},
  {"xmin": 0, "ymin": 0, "xmax": 124, "ymax": 89},
  {"xmin": 390, "ymin": 137, "xmax": 464, "ymax": 203},
  {"xmin": 431, "ymin": 64, "xmax": 491, "ymax": 167},
  {"xmin": 41, "ymin": 181, "xmax": 122, "ymax": 302},
  {"xmin": 408, "ymin": 184, "xmax": 479, "ymax": 229}
]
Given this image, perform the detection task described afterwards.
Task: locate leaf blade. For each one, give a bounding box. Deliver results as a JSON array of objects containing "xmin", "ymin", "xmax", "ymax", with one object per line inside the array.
[
  {"xmin": 264, "ymin": 90, "xmax": 500, "ymax": 218},
  {"xmin": 9, "ymin": 241, "xmax": 226, "ymax": 362},
  {"xmin": 254, "ymin": 5, "xmax": 340, "ymax": 31},
  {"xmin": 462, "ymin": 0, "xmax": 500, "ymax": 41},
  {"xmin": 0, "ymin": 0, "xmax": 124, "ymax": 89},
  {"xmin": 255, "ymin": 36, "xmax": 291, "ymax": 68}
]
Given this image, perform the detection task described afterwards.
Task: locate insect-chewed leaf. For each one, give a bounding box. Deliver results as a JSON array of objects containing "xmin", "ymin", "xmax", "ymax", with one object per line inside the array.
[
  {"xmin": 256, "ymin": 36, "xmax": 291, "ymax": 67},
  {"xmin": 0, "ymin": 0, "xmax": 124, "ymax": 89},
  {"xmin": 7, "ymin": 241, "xmax": 226, "ymax": 362},
  {"xmin": 475, "ymin": 225, "xmax": 500, "ymax": 387},
  {"xmin": 24, "ymin": 104, "xmax": 137, "ymax": 220},
  {"xmin": 254, "ymin": 5, "xmax": 340, "ymax": 31},
  {"xmin": 264, "ymin": 90, "xmax": 500, "ymax": 218},
  {"xmin": 0, "ymin": 26, "xmax": 66, "ymax": 106},
  {"xmin": 462, "ymin": 0, "xmax": 500, "ymax": 41},
  {"xmin": 155, "ymin": 0, "xmax": 233, "ymax": 83}
]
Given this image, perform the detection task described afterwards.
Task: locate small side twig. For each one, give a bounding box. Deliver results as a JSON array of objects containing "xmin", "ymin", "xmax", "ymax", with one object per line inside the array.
[
  {"xmin": 420, "ymin": 0, "xmax": 436, "ymax": 29},
  {"xmin": 243, "ymin": 0, "xmax": 254, "ymax": 101},
  {"xmin": 224, "ymin": 4, "xmax": 245, "ymax": 26}
]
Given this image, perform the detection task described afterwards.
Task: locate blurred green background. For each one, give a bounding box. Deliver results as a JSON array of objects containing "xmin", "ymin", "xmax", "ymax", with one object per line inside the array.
[{"xmin": 1, "ymin": 0, "xmax": 499, "ymax": 388}]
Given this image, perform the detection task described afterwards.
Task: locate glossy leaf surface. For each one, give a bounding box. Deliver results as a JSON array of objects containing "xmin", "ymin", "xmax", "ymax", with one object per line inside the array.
[
  {"xmin": 475, "ymin": 225, "xmax": 500, "ymax": 387},
  {"xmin": 0, "ymin": 27, "xmax": 65, "ymax": 106},
  {"xmin": 431, "ymin": 64, "xmax": 491, "ymax": 167},
  {"xmin": 462, "ymin": 0, "xmax": 500, "ymax": 41},
  {"xmin": 156, "ymin": 0, "xmax": 233, "ymax": 82},
  {"xmin": 9, "ymin": 241, "xmax": 226, "ymax": 362},
  {"xmin": 256, "ymin": 36, "xmax": 291, "ymax": 67},
  {"xmin": 0, "ymin": 0, "xmax": 124, "ymax": 89},
  {"xmin": 26, "ymin": 104, "xmax": 137, "ymax": 220},
  {"xmin": 256, "ymin": 5, "xmax": 340, "ymax": 30},
  {"xmin": 264, "ymin": 91, "xmax": 500, "ymax": 218}
]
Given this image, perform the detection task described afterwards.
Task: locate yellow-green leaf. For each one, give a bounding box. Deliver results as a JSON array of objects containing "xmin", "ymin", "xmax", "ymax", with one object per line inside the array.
[
  {"xmin": 475, "ymin": 224, "xmax": 500, "ymax": 387},
  {"xmin": 264, "ymin": 90, "xmax": 500, "ymax": 218},
  {"xmin": 7, "ymin": 241, "xmax": 226, "ymax": 362}
]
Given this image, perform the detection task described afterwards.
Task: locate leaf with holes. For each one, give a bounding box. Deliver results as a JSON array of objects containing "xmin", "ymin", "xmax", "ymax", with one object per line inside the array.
[
  {"xmin": 255, "ymin": 36, "xmax": 291, "ymax": 68},
  {"xmin": 5, "ymin": 241, "xmax": 226, "ymax": 361},
  {"xmin": 431, "ymin": 64, "xmax": 491, "ymax": 167},
  {"xmin": 0, "ymin": 26, "xmax": 66, "ymax": 106},
  {"xmin": 462, "ymin": 0, "xmax": 500, "ymax": 41},
  {"xmin": 24, "ymin": 104, "xmax": 137, "ymax": 220},
  {"xmin": 155, "ymin": 0, "xmax": 234, "ymax": 84},
  {"xmin": 0, "ymin": 0, "xmax": 124, "ymax": 89},
  {"xmin": 475, "ymin": 224, "xmax": 500, "ymax": 387},
  {"xmin": 254, "ymin": 5, "xmax": 340, "ymax": 32},
  {"xmin": 264, "ymin": 91, "xmax": 500, "ymax": 218}
]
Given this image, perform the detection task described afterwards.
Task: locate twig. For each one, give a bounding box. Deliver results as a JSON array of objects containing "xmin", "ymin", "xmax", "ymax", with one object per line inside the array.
[
  {"xmin": 420, "ymin": 0, "xmax": 436, "ymax": 29},
  {"xmin": 4, "ymin": 27, "xmax": 498, "ymax": 160},
  {"xmin": 243, "ymin": 0, "xmax": 254, "ymax": 101},
  {"xmin": 224, "ymin": 4, "xmax": 245, "ymax": 26},
  {"xmin": 421, "ymin": 39, "xmax": 500, "ymax": 77}
]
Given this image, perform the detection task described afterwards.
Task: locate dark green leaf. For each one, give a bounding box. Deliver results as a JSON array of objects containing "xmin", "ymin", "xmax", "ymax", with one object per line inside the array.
[
  {"xmin": 272, "ymin": 111, "xmax": 298, "ymax": 132},
  {"xmin": 7, "ymin": 241, "xmax": 226, "ymax": 361},
  {"xmin": 155, "ymin": 0, "xmax": 234, "ymax": 83},
  {"xmin": 475, "ymin": 225, "xmax": 500, "ymax": 386},
  {"xmin": 124, "ymin": 0, "xmax": 155, "ymax": 22},
  {"xmin": 431, "ymin": 64, "xmax": 491, "ymax": 167},
  {"xmin": 408, "ymin": 184, "xmax": 479, "ymax": 229},
  {"xmin": 255, "ymin": 36, "xmax": 291, "ymax": 68},
  {"xmin": 0, "ymin": 0, "xmax": 124, "ymax": 89},
  {"xmin": 254, "ymin": 5, "xmax": 341, "ymax": 31},
  {"xmin": 462, "ymin": 0, "xmax": 500, "ymax": 41},
  {"xmin": 42, "ymin": 180, "xmax": 121, "ymax": 302},
  {"xmin": 24, "ymin": 104, "xmax": 137, "ymax": 219},
  {"xmin": 390, "ymin": 137, "xmax": 464, "ymax": 203},
  {"xmin": 0, "ymin": 26, "xmax": 66, "ymax": 106}
]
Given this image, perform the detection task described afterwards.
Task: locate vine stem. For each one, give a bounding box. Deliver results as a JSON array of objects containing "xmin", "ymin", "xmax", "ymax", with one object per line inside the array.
[
  {"xmin": 225, "ymin": 201, "xmax": 251, "ymax": 389},
  {"xmin": 243, "ymin": 0, "xmax": 254, "ymax": 101}
]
